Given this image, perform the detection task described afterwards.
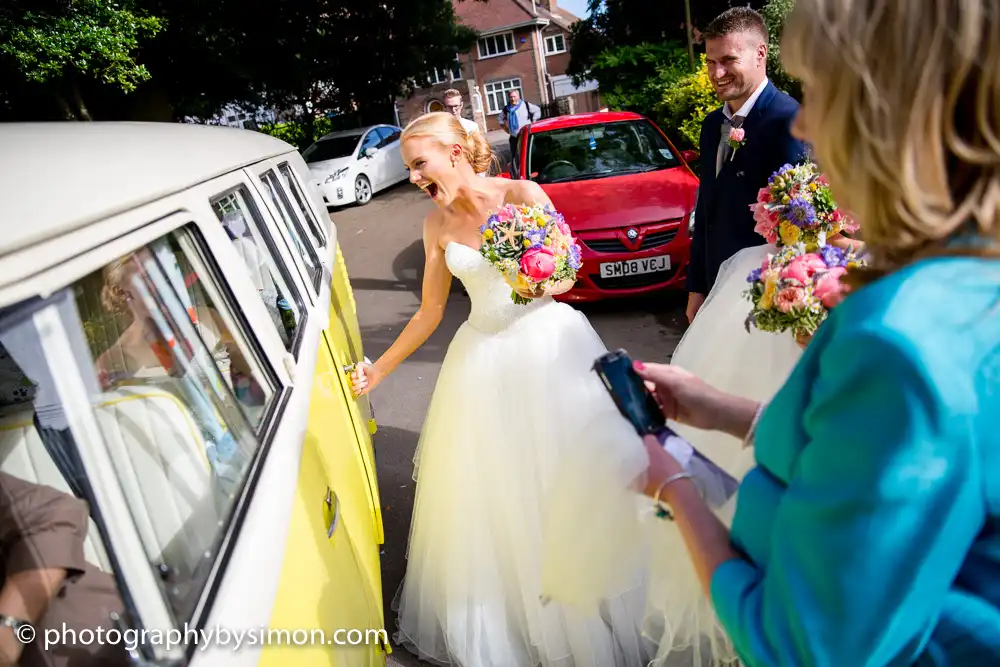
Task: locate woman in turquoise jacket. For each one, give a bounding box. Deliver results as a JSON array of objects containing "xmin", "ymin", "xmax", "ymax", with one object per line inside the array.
[{"xmin": 636, "ymin": 0, "xmax": 1000, "ymax": 665}]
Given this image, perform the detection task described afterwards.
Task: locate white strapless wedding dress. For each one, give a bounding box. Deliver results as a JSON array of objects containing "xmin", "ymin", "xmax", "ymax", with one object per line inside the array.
[
  {"xmin": 642, "ymin": 243, "xmax": 804, "ymax": 667},
  {"xmin": 393, "ymin": 242, "xmax": 666, "ymax": 667}
]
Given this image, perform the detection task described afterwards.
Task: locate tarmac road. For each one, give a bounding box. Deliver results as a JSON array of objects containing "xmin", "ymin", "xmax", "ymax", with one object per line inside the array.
[{"xmin": 330, "ymin": 182, "xmax": 689, "ymax": 666}]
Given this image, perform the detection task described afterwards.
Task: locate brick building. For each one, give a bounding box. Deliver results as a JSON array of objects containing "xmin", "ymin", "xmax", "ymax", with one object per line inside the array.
[{"xmin": 396, "ymin": 0, "xmax": 600, "ymax": 133}]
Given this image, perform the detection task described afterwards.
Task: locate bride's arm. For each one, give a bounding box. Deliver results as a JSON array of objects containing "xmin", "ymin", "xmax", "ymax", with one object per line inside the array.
[{"xmin": 368, "ymin": 216, "xmax": 452, "ymax": 381}]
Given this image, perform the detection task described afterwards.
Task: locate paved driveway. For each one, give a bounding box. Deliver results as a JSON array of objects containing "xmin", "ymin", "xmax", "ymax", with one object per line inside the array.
[{"xmin": 330, "ymin": 183, "xmax": 688, "ymax": 665}]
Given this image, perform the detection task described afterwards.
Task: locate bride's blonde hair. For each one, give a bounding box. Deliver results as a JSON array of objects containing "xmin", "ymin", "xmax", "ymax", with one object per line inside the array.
[
  {"xmin": 401, "ymin": 112, "xmax": 496, "ymax": 175},
  {"xmin": 782, "ymin": 0, "xmax": 1000, "ymax": 281}
]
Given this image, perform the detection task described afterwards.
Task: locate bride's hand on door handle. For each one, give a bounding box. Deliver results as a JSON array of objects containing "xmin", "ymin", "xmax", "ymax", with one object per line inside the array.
[{"xmin": 350, "ymin": 362, "xmax": 383, "ymax": 397}]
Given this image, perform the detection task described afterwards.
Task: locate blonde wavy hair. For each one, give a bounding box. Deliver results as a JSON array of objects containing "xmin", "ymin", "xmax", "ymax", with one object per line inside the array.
[
  {"xmin": 401, "ymin": 112, "xmax": 497, "ymax": 175},
  {"xmin": 782, "ymin": 0, "xmax": 1000, "ymax": 280}
]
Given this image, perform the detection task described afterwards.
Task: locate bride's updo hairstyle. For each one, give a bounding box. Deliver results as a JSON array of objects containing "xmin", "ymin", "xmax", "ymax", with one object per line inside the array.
[
  {"xmin": 401, "ymin": 111, "xmax": 496, "ymax": 175},
  {"xmin": 782, "ymin": 0, "xmax": 1000, "ymax": 281}
]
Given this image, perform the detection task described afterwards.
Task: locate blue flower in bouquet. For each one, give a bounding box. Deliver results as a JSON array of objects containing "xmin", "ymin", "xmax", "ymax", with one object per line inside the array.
[
  {"xmin": 747, "ymin": 268, "xmax": 762, "ymax": 283},
  {"xmin": 821, "ymin": 244, "xmax": 848, "ymax": 268},
  {"xmin": 526, "ymin": 228, "xmax": 547, "ymax": 248},
  {"xmin": 568, "ymin": 245, "xmax": 582, "ymax": 270},
  {"xmin": 787, "ymin": 196, "xmax": 817, "ymax": 228}
]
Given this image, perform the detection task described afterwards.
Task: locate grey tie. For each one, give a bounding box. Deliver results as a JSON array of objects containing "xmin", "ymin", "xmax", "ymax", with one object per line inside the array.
[{"xmin": 716, "ymin": 114, "xmax": 745, "ymax": 176}]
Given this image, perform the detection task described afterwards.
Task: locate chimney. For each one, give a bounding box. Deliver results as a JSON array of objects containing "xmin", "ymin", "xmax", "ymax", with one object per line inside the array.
[{"xmin": 537, "ymin": 0, "xmax": 554, "ymax": 12}]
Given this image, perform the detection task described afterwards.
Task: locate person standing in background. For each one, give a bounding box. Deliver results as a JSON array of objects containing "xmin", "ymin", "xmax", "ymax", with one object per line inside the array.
[
  {"xmin": 685, "ymin": 7, "xmax": 806, "ymax": 323},
  {"xmin": 443, "ymin": 89, "xmax": 486, "ymax": 178},
  {"xmin": 499, "ymin": 89, "xmax": 540, "ymax": 168}
]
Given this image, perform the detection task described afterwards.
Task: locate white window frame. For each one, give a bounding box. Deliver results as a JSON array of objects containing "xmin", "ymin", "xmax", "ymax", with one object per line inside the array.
[
  {"xmin": 425, "ymin": 56, "xmax": 463, "ymax": 87},
  {"xmin": 484, "ymin": 78, "xmax": 522, "ymax": 116},
  {"xmin": 545, "ymin": 33, "xmax": 567, "ymax": 55},
  {"xmin": 477, "ymin": 32, "xmax": 516, "ymax": 59}
]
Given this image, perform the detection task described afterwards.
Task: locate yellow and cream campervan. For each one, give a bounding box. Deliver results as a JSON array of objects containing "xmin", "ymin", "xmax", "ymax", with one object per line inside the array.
[{"xmin": 0, "ymin": 122, "xmax": 387, "ymax": 666}]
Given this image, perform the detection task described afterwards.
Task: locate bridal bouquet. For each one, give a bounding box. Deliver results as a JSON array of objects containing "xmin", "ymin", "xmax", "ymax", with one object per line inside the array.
[
  {"xmin": 479, "ymin": 203, "xmax": 583, "ymax": 305},
  {"xmin": 751, "ymin": 161, "xmax": 859, "ymax": 250},
  {"xmin": 744, "ymin": 243, "xmax": 866, "ymax": 338}
]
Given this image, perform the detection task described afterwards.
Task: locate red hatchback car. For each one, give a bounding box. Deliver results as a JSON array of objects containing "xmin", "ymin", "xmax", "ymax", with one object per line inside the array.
[{"xmin": 506, "ymin": 111, "xmax": 699, "ymax": 302}]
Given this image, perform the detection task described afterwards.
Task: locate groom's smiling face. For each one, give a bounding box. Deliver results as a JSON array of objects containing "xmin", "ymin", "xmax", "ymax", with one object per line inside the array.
[{"xmin": 705, "ymin": 30, "xmax": 768, "ymax": 107}]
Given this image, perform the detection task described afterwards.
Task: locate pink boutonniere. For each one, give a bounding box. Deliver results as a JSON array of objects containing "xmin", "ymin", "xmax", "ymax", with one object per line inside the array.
[{"xmin": 727, "ymin": 126, "xmax": 746, "ymax": 160}]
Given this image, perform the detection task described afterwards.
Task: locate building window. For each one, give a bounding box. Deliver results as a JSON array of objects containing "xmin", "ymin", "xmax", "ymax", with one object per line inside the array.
[
  {"xmin": 545, "ymin": 34, "xmax": 567, "ymax": 55},
  {"xmin": 426, "ymin": 57, "xmax": 463, "ymax": 86},
  {"xmin": 484, "ymin": 78, "xmax": 522, "ymax": 115},
  {"xmin": 478, "ymin": 32, "xmax": 516, "ymax": 59}
]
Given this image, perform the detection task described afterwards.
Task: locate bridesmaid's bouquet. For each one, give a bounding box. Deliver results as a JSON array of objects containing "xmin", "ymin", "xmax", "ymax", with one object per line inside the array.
[
  {"xmin": 744, "ymin": 243, "xmax": 866, "ymax": 338},
  {"xmin": 479, "ymin": 203, "xmax": 583, "ymax": 305},
  {"xmin": 751, "ymin": 161, "xmax": 859, "ymax": 250}
]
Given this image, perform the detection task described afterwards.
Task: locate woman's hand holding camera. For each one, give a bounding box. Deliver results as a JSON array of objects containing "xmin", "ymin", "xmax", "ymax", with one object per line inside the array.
[{"xmin": 632, "ymin": 361, "xmax": 762, "ymax": 442}]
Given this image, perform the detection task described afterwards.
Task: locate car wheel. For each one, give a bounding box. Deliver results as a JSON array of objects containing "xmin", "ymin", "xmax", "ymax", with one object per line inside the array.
[{"xmin": 355, "ymin": 175, "xmax": 372, "ymax": 205}]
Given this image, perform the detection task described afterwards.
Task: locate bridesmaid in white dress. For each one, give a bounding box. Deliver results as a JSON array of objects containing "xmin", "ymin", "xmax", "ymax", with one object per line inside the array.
[{"xmin": 350, "ymin": 112, "xmax": 662, "ymax": 667}]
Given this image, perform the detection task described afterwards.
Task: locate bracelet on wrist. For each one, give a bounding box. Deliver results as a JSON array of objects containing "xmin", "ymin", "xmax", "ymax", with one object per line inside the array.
[
  {"xmin": 653, "ymin": 471, "xmax": 705, "ymax": 520},
  {"xmin": 742, "ymin": 402, "xmax": 766, "ymax": 449}
]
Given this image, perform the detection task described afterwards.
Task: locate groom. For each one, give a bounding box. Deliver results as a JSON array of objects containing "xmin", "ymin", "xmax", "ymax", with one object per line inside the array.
[{"xmin": 685, "ymin": 7, "xmax": 806, "ymax": 323}]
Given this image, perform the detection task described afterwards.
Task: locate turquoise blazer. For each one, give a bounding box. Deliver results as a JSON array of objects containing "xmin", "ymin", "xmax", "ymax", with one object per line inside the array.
[{"xmin": 711, "ymin": 256, "xmax": 1000, "ymax": 666}]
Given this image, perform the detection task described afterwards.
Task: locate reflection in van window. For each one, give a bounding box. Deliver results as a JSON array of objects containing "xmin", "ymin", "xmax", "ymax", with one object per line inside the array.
[
  {"xmin": 72, "ymin": 239, "xmax": 263, "ymax": 623},
  {"xmin": 260, "ymin": 170, "xmax": 322, "ymax": 290},
  {"xmin": 278, "ymin": 163, "xmax": 325, "ymax": 248},
  {"xmin": 0, "ymin": 311, "xmax": 130, "ymax": 667},
  {"xmin": 78, "ymin": 233, "xmax": 274, "ymax": 430},
  {"xmin": 211, "ymin": 188, "xmax": 301, "ymax": 351}
]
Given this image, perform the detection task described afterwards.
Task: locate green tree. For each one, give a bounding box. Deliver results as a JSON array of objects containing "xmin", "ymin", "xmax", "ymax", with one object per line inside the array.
[
  {"xmin": 761, "ymin": 0, "xmax": 799, "ymax": 99},
  {"xmin": 0, "ymin": 0, "xmax": 163, "ymax": 119}
]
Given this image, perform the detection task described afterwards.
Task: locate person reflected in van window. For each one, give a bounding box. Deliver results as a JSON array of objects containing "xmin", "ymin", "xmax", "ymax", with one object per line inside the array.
[{"xmin": 93, "ymin": 255, "xmax": 263, "ymax": 404}]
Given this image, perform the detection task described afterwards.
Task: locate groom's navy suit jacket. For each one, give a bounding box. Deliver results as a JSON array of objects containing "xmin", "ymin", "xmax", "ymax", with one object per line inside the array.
[{"xmin": 686, "ymin": 81, "xmax": 807, "ymax": 295}]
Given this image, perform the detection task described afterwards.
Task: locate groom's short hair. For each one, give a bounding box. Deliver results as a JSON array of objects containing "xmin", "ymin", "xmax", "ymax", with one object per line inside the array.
[{"xmin": 704, "ymin": 7, "xmax": 768, "ymax": 44}]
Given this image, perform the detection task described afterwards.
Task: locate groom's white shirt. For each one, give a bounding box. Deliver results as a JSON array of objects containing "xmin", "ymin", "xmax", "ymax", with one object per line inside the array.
[
  {"xmin": 716, "ymin": 77, "xmax": 770, "ymax": 175},
  {"xmin": 724, "ymin": 76, "xmax": 770, "ymax": 121}
]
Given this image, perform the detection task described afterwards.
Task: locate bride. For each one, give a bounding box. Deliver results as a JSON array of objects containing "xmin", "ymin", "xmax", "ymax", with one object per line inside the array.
[{"xmin": 350, "ymin": 112, "xmax": 661, "ymax": 667}]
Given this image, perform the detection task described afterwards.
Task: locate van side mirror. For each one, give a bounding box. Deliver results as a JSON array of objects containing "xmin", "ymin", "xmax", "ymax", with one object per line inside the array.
[
  {"xmin": 364, "ymin": 146, "xmax": 378, "ymax": 158},
  {"xmin": 681, "ymin": 149, "xmax": 699, "ymax": 164}
]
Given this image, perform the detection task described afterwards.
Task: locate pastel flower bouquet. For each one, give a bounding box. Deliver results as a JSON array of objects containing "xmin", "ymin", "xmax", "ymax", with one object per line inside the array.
[
  {"xmin": 751, "ymin": 161, "xmax": 859, "ymax": 251},
  {"xmin": 744, "ymin": 161, "xmax": 866, "ymax": 340},
  {"xmin": 479, "ymin": 203, "xmax": 583, "ymax": 305},
  {"xmin": 745, "ymin": 238, "xmax": 866, "ymax": 338}
]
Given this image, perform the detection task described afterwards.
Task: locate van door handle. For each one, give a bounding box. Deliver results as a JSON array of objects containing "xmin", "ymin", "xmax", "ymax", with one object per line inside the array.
[{"xmin": 324, "ymin": 488, "xmax": 340, "ymax": 538}]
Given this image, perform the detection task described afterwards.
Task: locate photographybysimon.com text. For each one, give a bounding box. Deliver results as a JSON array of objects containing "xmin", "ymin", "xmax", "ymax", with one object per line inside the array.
[{"xmin": 31, "ymin": 623, "xmax": 388, "ymax": 653}]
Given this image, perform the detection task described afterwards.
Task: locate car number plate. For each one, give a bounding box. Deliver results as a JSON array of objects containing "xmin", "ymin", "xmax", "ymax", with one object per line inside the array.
[{"xmin": 599, "ymin": 255, "xmax": 671, "ymax": 279}]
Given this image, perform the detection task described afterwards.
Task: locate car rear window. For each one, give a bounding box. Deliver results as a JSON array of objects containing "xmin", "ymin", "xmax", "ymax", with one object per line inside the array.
[
  {"xmin": 302, "ymin": 135, "xmax": 361, "ymax": 163},
  {"xmin": 527, "ymin": 120, "xmax": 680, "ymax": 184}
]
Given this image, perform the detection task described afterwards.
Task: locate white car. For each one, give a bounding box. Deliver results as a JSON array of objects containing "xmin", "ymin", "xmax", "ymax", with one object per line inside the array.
[{"xmin": 303, "ymin": 124, "xmax": 408, "ymax": 206}]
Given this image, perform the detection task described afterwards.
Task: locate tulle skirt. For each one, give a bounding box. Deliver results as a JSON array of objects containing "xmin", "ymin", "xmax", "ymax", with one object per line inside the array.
[
  {"xmin": 642, "ymin": 243, "xmax": 803, "ymax": 666},
  {"xmin": 393, "ymin": 298, "xmax": 658, "ymax": 667}
]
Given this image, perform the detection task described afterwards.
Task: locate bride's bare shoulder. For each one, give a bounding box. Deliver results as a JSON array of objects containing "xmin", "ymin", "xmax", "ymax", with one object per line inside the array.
[{"xmin": 499, "ymin": 178, "xmax": 553, "ymax": 207}]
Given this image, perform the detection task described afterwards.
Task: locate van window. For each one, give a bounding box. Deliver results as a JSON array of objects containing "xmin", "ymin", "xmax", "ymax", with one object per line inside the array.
[
  {"xmin": 210, "ymin": 187, "xmax": 303, "ymax": 352},
  {"xmin": 259, "ymin": 169, "xmax": 323, "ymax": 291},
  {"xmin": 71, "ymin": 235, "xmax": 263, "ymax": 623},
  {"xmin": 0, "ymin": 308, "xmax": 132, "ymax": 666},
  {"xmin": 278, "ymin": 163, "xmax": 326, "ymax": 249}
]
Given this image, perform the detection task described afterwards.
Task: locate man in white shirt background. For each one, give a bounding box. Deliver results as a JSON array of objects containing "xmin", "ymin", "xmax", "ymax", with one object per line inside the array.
[{"xmin": 443, "ymin": 88, "xmax": 486, "ymax": 177}]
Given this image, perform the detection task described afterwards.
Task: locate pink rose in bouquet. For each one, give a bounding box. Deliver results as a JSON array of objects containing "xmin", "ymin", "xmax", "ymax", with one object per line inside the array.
[
  {"xmin": 775, "ymin": 286, "xmax": 806, "ymax": 313},
  {"xmin": 520, "ymin": 247, "xmax": 556, "ymax": 281},
  {"xmin": 780, "ymin": 253, "xmax": 828, "ymax": 284},
  {"xmin": 753, "ymin": 206, "xmax": 780, "ymax": 244},
  {"xmin": 813, "ymin": 266, "xmax": 849, "ymax": 307},
  {"xmin": 729, "ymin": 127, "xmax": 745, "ymax": 143}
]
